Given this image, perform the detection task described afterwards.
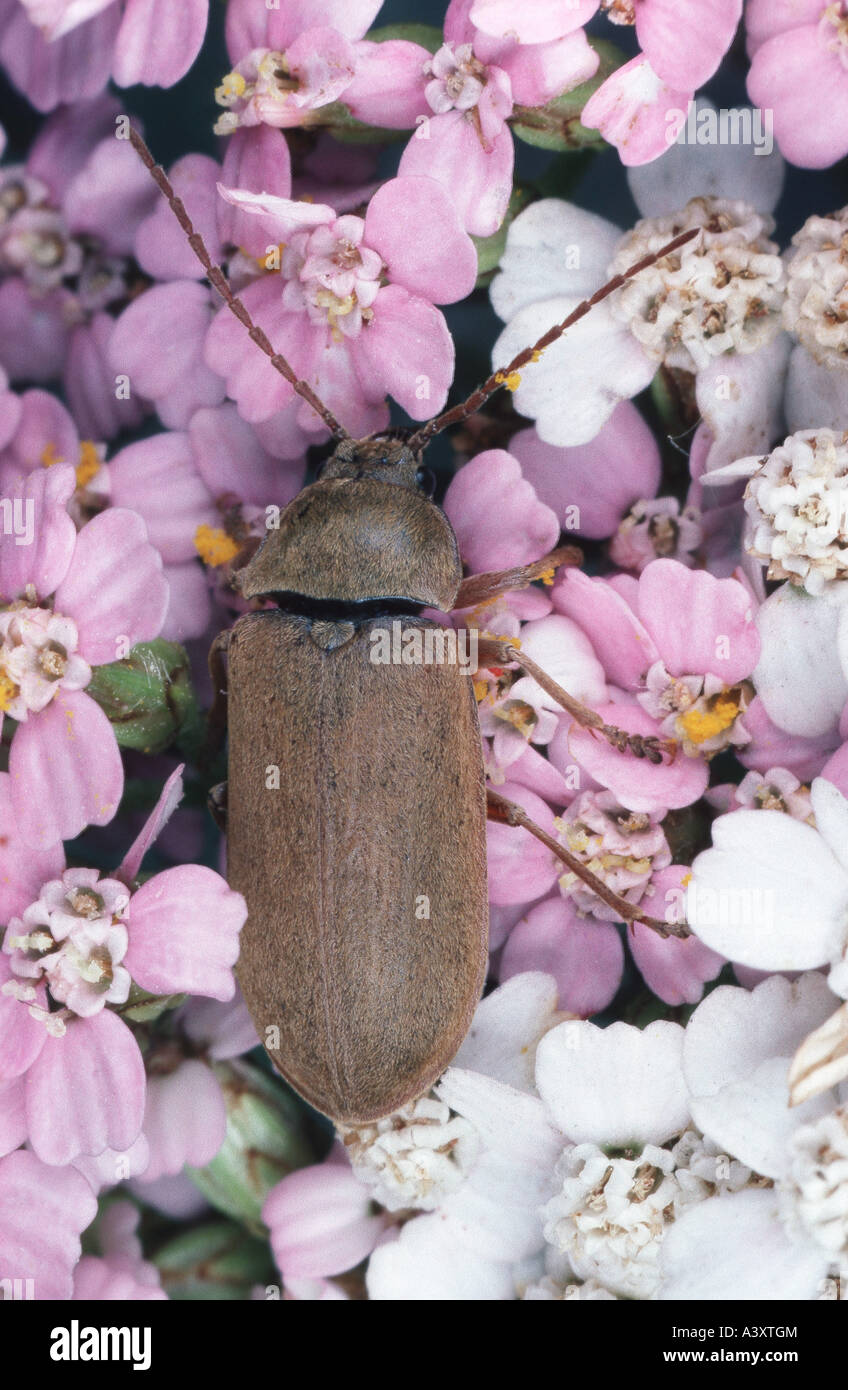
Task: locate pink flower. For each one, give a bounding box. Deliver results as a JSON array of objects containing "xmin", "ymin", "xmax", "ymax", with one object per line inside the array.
[
  {"xmin": 556, "ymin": 789, "xmax": 671, "ymax": 921},
  {"xmin": 443, "ymin": 449, "xmax": 559, "ymax": 573},
  {"xmin": 1, "ymin": 463, "xmax": 168, "ymax": 846},
  {"xmin": 0, "ymin": 0, "xmax": 208, "ymax": 112},
  {"xmin": 0, "ymin": 1148, "xmax": 97, "ymax": 1298},
  {"xmin": 747, "ymin": 0, "xmax": 848, "ymax": 168},
  {"xmin": 396, "ymin": 0, "xmax": 599, "ymax": 235},
  {"xmin": 206, "ymin": 177, "xmax": 477, "ymax": 433},
  {"xmin": 0, "ymin": 766, "xmax": 246, "ymax": 1166},
  {"xmin": 263, "ymin": 1151, "xmax": 389, "ymax": 1282},
  {"xmin": 500, "ymin": 893, "xmax": 624, "ymax": 1016},
  {"xmin": 215, "ymin": 0, "xmax": 384, "ymax": 134}
]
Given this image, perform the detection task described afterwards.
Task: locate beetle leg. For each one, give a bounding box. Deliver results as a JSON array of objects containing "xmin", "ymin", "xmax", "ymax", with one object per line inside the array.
[
  {"xmin": 474, "ymin": 636, "xmax": 676, "ymax": 765},
  {"xmin": 485, "ymin": 787, "xmax": 689, "ymax": 939},
  {"xmin": 452, "ymin": 545, "xmax": 582, "ymax": 610},
  {"xmin": 204, "ymin": 628, "xmax": 231, "ymax": 763},
  {"xmin": 208, "ymin": 781, "xmax": 228, "ymax": 832}
]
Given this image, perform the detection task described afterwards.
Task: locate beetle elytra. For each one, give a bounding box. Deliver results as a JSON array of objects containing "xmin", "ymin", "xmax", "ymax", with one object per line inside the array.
[{"xmin": 130, "ymin": 127, "xmax": 695, "ymax": 1124}]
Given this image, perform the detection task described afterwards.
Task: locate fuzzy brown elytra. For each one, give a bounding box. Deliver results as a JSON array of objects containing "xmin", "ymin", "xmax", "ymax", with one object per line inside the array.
[{"xmin": 130, "ymin": 128, "xmax": 695, "ymax": 1125}]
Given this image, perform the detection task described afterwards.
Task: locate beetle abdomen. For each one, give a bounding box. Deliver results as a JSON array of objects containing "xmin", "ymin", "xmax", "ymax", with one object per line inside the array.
[{"xmin": 226, "ymin": 610, "xmax": 488, "ymax": 1124}]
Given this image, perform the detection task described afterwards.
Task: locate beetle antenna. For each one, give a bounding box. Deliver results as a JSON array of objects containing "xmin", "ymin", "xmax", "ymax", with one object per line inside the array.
[
  {"xmin": 127, "ymin": 125, "xmax": 350, "ymax": 440},
  {"xmin": 406, "ymin": 226, "xmax": 700, "ymax": 452}
]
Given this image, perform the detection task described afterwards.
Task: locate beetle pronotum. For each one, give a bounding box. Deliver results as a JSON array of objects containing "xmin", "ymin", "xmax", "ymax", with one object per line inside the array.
[{"xmin": 129, "ymin": 127, "xmax": 694, "ymax": 1125}]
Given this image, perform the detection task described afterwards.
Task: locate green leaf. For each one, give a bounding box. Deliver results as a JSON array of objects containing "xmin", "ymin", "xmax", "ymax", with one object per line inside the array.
[
  {"xmin": 511, "ymin": 39, "xmax": 627, "ymax": 152},
  {"xmin": 153, "ymin": 1221, "xmax": 274, "ymax": 1300}
]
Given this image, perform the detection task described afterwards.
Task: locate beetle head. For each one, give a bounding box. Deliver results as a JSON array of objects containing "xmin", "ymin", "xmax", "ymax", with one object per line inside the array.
[{"xmin": 319, "ymin": 435, "xmax": 425, "ymax": 491}]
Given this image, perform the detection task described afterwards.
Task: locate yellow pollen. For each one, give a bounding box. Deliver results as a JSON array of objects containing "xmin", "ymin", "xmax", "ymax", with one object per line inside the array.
[
  {"xmin": 473, "ymin": 679, "xmax": 490, "ymax": 703},
  {"xmin": 76, "ymin": 441, "xmax": 101, "ymax": 489},
  {"xmin": 0, "ymin": 672, "xmax": 19, "ymax": 711},
  {"xmin": 494, "ymin": 370, "xmax": 521, "ymax": 391},
  {"xmin": 531, "ymin": 349, "xmax": 542, "ymax": 362},
  {"xmin": 678, "ymin": 693, "xmax": 740, "ymax": 745},
  {"xmin": 538, "ymin": 566, "xmax": 555, "ymax": 586},
  {"xmin": 40, "ymin": 442, "xmax": 64, "ymax": 468},
  {"xmin": 218, "ymin": 70, "xmax": 246, "ymax": 101},
  {"xmin": 194, "ymin": 524, "xmax": 240, "ymax": 567}
]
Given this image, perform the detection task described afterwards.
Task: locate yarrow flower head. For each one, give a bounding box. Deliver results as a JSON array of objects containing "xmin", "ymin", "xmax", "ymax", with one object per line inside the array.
[
  {"xmin": 783, "ymin": 208, "xmax": 848, "ymax": 371},
  {"xmin": 609, "ymin": 197, "xmax": 786, "ymax": 373},
  {"xmin": 339, "ymin": 1095, "xmax": 480, "ymax": 1213},
  {"xmin": 732, "ymin": 429, "xmax": 848, "ymax": 595},
  {"xmin": 555, "ymin": 790, "xmax": 671, "ymax": 921},
  {"xmin": 609, "ymin": 497, "xmax": 703, "ymax": 572}
]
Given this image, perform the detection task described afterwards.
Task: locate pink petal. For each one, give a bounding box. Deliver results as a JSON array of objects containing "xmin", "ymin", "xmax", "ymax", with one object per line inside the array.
[
  {"xmin": 630, "ymin": 867, "xmax": 724, "ymax": 1004},
  {"xmin": 72, "ymin": 1253, "xmax": 167, "ymax": 1299},
  {"xmin": 135, "ymin": 154, "xmax": 222, "ymax": 280},
  {"xmin": 504, "ymin": 743, "xmax": 577, "ymax": 805},
  {"xmin": 218, "ymin": 126, "xmax": 292, "ymax": 259},
  {"xmin": 109, "ymin": 280, "xmax": 226, "ymax": 428},
  {"xmin": 65, "ymin": 312, "xmax": 147, "ymax": 440},
  {"xmin": 9, "ymin": 689, "xmax": 123, "ymax": 848},
  {"xmin": 26, "ymin": 1009, "xmax": 146, "ymax": 1164},
  {"xmin": 398, "ymin": 108, "xmax": 514, "ymax": 238},
  {"xmin": 567, "ymin": 702, "xmax": 709, "ymax": 812},
  {"xmin": 352, "ymin": 284, "xmax": 454, "ymax": 420},
  {"xmin": 63, "ymin": 135, "xmax": 157, "ymax": 256},
  {"xmin": 738, "ymin": 697, "xmax": 841, "ymax": 782},
  {"xmin": 108, "ymin": 433, "xmax": 216, "ymax": 563},
  {"xmin": 159, "ymin": 561, "xmax": 213, "ymax": 643},
  {"xmin": 0, "ymin": 1075, "xmax": 27, "ymax": 1157},
  {"xmin": 140, "ymin": 1059, "xmax": 226, "ymax": 1181},
  {"xmin": 268, "ymin": 0, "xmax": 383, "ymax": 45},
  {"xmin": 6, "ymin": 388, "xmax": 78, "ymax": 475},
  {"xmin": 345, "ymin": 39, "xmax": 431, "ymax": 128},
  {"xmin": 468, "ymin": 0, "xmax": 599, "ymax": 43},
  {"xmin": 511, "ymin": 402, "xmax": 662, "ymax": 540},
  {"xmin": 487, "ymin": 781, "xmax": 560, "ymax": 905},
  {"xmin": 55, "ymin": 508, "xmax": 168, "ymax": 663},
  {"xmin": 0, "ymin": 772, "xmax": 65, "ymax": 921},
  {"xmin": 552, "ymin": 569, "xmax": 657, "ymax": 689},
  {"xmin": 264, "ymin": 1162, "xmax": 388, "ymax": 1279},
  {"xmin": 500, "ymin": 895, "xmax": 623, "ymax": 1016},
  {"xmin": 204, "ymin": 276, "xmax": 324, "ymax": 423},
  {"xmin": 27, "ymin": 91, "xmax": 120, "ymax": 200},
  {"xmin": 0, "ymin": 955, "xmax": 48, "ymax": 1083},
  {"xmin": 444, "ymin": 449, "xmax": 559, "ymax": 572},
  {"xmin": 637, "ymin": 560, "xmax": 760, "ymax": 682},
  {"xmin": 490, "ymin": 29, "xmax": 599, "ymax": 106},
  {"xmin": 581, "ymin": 55, "xmax": 692, "ymax": 168},
  {"xmin": 118, "ymin": 764, "xmax": 184, "ymax": 885},
  {"xmin": 0, "ymin": 461, "xmax": 76, "ymax": 602},
  {"xmin": 189, "ymin": 402, "xmax": 305, "ymax": 507},
  {"xmin": 0, "ymin": 1150, "xmax": 98, "ymax": 1298},
  {"xmin": 112, "ymin": 0, "xmax": 209, "ymax": 88},
  {"xmin": 636, "ymin": 0, "xmax": 742, "ymax": 91},
  {"xmin": 745, "ymin": 0, "xmax": 823, "ymax": 53},
  {"xmin": 125, "ymin": 865, "xmax": 246, "ymax": 1000},
  {"xmin": 364, "ymin": 176, "xmax": 477, "ymax": 305},
  {"xmin": 0, "ymin": 2, "xmax": 119, "ymax": 112},
  {"xmin": 215, "ymin": 184, "xmax": 335, "ymax": 239},
  {"xmin": 747, "ymin": 26, "xmax": 848, "ymax": 168},
  {"xmin": 821, "ymin": 741, "xmax": 848, "ymax": 801},
  {"xmin": 0, "ymin": 278, "xmax": 69, "ymax": 382}
]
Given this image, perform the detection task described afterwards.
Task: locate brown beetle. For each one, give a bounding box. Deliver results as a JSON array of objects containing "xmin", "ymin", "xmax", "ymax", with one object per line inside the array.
[{"xmin": 130, "ymin": 129, "xmax": 694, "ymax": 1125}]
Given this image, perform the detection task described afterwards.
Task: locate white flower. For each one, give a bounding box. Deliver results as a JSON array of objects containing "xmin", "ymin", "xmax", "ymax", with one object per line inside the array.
[
  {"xmin": 751, "ymin": 580, "xmax": 848, "ymax": 739},
  {"xmin": 687, "ymin": 778, "xmax": 848, "ymax": 985},
  {"xmin": 725, "ymin": 430, "xmax": 848, "ymax": 595},
  {"xmin": 338, "ymin": 1096, "xmax": 480, "ymax": 1213},
  {"xmin": 784, "ymin": 210, "xmax": 848, "ymax": 372},
  {"xmin": 658, "ymin": 975, "xmax": 846, "ymax": 1300},
  {"xmin": 783, "ymin": 1107, "xmax": 848, "ymax": 1258},
  {"xmin": 609, "ymin": 198, "xmax": 786, "ymax": 374}
]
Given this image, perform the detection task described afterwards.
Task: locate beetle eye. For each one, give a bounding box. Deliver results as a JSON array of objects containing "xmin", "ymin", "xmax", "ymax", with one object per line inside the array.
[{"xmin": 415, "ymin": 466, "xmax": 436, "ymax": 497}]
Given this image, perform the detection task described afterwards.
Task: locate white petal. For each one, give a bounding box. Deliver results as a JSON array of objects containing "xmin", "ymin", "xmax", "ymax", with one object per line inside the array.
[
  {"xmin": 629, "ymin": 99, "xmax": 785, "ymax": 218},
  {"xmin": 366, "ymin": 1218, "xmax": 515, "ymax": 1301},
  {"xmin": 491, "ymin": 297, "xmax": 655, "ymax": 448},
  {"xmin": 695, "ymin": 332, "xmax": 791, "ymax": 474},
  {"xmin": 811, "ymin": 777, "xmax": 848, "ymax": 876},
  {"xmin": 490, "ymin": 199, "xmax": 622, "ymax": 321},
  {"xmin": 700, "ymin": 454, "xmax": 762, "ymax": 487},
  {"xmin": 439, "ymin": 1150, "xmax": 548, "ymax": 1262},
  {"xmin": 785, "ymin": 343, "xmax": 848, "ymax": 434},
  {"xmin": 437, "ymin": 1068, "xmax": 561, "ymax": 1172},
  {"xmin": 535, "ymin": 1019, "xmax": 689, "ymax": 1147},
  {"xmin": 659, "ymin": 1189, "xmax": 828, "ymax": 1301},
  {"xmin": 452, "ymin": 972, "xmax": 558, "ymax": 1092},
  {"xmin": 688, "ymin": 810, "xmax": 848, "ymax": 970},
  {"xmin": 754, "ymin": 582, "xmax": 848, "ymax": 738},
  {"xmin": 683, "ymin": 974, "xmax": 840, "ymax": 1176}
]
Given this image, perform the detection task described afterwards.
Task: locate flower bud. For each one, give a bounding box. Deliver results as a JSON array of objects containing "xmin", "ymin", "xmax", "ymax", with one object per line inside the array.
[{"xmin": 87, "ymin": 640, "xmax": 201, "ymax": 756}]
